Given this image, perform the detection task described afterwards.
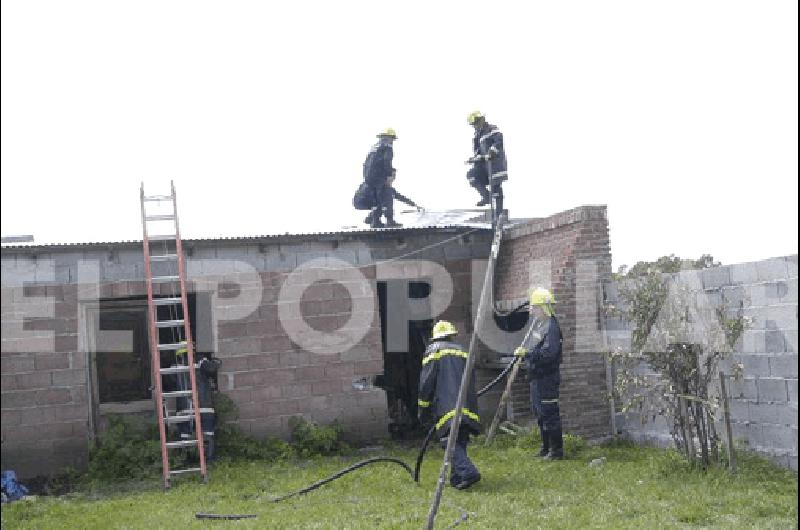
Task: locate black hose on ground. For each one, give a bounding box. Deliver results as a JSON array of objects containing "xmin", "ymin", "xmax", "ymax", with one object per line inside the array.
[
  {"xmin": 272, "ymin": 457, "xmax": 414, "ymax": 502},
  {"xmin": 270, "ymin": 349, "xmax": 521, "ymax": 499},
  {"xmin": 195, "ymin": 513, "xmax": 257, "ymax": 520}
]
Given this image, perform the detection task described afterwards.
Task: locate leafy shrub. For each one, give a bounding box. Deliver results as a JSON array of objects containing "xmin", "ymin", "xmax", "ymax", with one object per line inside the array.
[
  {"xmin": 87, "ymin": 415, "xmax": 179, "ymax": 481},
  {"xmin": 288, "ymin": 416, "xmax": 347, "ymax": 457}
]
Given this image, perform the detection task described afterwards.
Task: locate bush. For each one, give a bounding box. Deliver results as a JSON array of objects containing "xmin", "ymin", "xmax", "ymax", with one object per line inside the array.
[
  {"xmin": 87, "ymin": 415, "xmax": 177, "ymax": 481},
  {"xmin": 288, "ymin": 416, "xmax": 348, "ymax": 457}
]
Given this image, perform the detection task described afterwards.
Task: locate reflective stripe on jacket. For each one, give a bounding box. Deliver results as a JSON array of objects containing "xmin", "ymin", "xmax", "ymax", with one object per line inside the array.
[
  {"xmin": 418, "ymin": 340, "xmax": 481, "ymax": 435},
  {"xmin": 472, "ymin": 122, "xmax": 507, "ymax": 180}
]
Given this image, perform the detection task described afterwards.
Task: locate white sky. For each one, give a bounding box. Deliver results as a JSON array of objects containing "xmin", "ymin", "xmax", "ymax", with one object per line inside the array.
[{"xmin": 1, "ymin": 1, "xmax": 797, "ymax": 270}]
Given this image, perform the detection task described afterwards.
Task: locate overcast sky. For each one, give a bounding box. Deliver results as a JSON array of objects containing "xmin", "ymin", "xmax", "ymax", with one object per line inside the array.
[{"xmin": 1, "ymin": 1, "xmax": 797, "ymax": 270}]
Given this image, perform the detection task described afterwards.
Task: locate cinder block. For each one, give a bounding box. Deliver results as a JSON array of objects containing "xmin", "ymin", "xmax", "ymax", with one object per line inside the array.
[
  {"xmin": 757, "ymin": 378, "xmax": 788, "ymax": 403},
  {"xmin": 34, "ymin": 388, "xmax": 71, "ymax": 405},
  {"xmin": 51, "ymin": 369, "xmax": 85, "ymax": 387},
  {"xmin": 703, "ymin": 267, "xmax": 730, "ymax": 290},
  {"xmin": 787, "ymin": 255, "xmax": 798, "ymax": 279},
  {"xmin": 737, "ymin": 354, "xmax": 770, "ymax": 376},
  {"xmin": 781, "ymin": 330, "xmax": 798, "ymax": 354},
  {"xmin": 782, "ymin": 279, "xmax": 798, "ymax": 304},
  {"xmin": 787, "ymin": 379, "xmax": 798, "ymax": 402},
  {"xmin": 721, "ymin": 286, "xmax": 748, "ymax": 307},
  {"xmin": 775, "ymin": 402, "xmax": 798, "ymax": 426},
  {"xmin": 1, "ymin": 356, "xmax": 35, "ymax": 373},
  {"xmin": 763, "ymin": 305, "xmax": 797, "ymax": 331},
  {"xmin": 16, "ymin": 371, "xmax": 52, "ymax": 390},
  {"xmin": 770, "ymin": 355, "xmax": 798, "ymax": 378},
  {"xmin": 728, "ymin": 398, "xmax": 750, "ymax": 421},
  {"xmin": 761, "ymin": 424, "xmax": 795, "ymax": 450},
  {"xmin": 757, "ymin": 259, "xmax": 789, "ymax": 282},
  {"xmin": 748, "ymin": 402, "xmax": 778, "ymax": 424},
  {"xmin": 729, "ymin": 263, "xmax": 759, "ymax": 285},
  {"xmin": 765, "ymin": 330, "xmax": 787, "ymax": 353}
]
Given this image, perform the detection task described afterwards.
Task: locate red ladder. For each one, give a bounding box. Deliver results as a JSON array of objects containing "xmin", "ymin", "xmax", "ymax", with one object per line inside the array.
[{"xmin": 140, "ymin": 181, "xmax": 208, "ymax": 488}]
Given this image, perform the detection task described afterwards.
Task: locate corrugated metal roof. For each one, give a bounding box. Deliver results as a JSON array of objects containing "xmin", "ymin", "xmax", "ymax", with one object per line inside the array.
[{"xmin": 1, "ymin": 209, "xmax": 500, "ymax": 251}]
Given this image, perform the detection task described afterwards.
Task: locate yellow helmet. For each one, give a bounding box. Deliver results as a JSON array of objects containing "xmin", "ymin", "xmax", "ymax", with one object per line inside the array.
[
  {"xmin": 377, "ymin": 127, "xmax": 397, "ymax": 139},
  {"xmin": 432, "ymin": 320, "xmax": 458, "ymax": 340},
  {"xmin": 529, "ymin": 287, "xmax": 555, "ymax": 316},
  {"xmin": 467, "ymin": 111, "xmax": 484, "ymax": 125}
]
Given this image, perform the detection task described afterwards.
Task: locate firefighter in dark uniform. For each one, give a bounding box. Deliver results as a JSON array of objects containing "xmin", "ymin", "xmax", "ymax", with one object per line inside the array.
[
  {"xmin": 466, "ymin": 111, "xmax": 507, "ymax": 215},
  {"xmin": 418, "ymin": 321, "xmax": 482, "ymax": 489},
  {"xmin": 514, "ymin": 288, "xmax": 564, "ymax": 459},
  {"xmin": 353, "ymin": 170, "xmax": 420, "ymax": 227},
  {"xmin": 174, "ymin": 346, "xmax": 221, "ymax": 460},
  {"xmin": 362, "ymin": 128, "xmax": 400, "ymax": 228}
]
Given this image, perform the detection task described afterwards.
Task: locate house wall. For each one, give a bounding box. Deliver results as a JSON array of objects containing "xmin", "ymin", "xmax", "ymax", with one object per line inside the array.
[
  {"xmin": 485, "ymin": 205, "xmax": 613, "ymax": 439},
  {"xmin": 1, "ymin": 228, "xmax": 493, "ymax": 478}
]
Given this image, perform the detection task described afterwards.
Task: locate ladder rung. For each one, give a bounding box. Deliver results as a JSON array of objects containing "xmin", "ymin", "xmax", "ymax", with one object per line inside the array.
[
  {"xmin": 166, "ymin": 439, "xmax": 198, "ymax": 449},
  {"xmin": 159, "ymin": 342, "xmax": 187, "ymax": 351},
  {"xmin": 163, "ymin": 390, "xmax": 193, "ymax": 398},
  {"xmin": 151, "ymin": 275, "xmax": 180, "ymax": 283},
  {"xmin": 170, "ymin": 467, "xmax": 202, "ymax": 475},
  {"xmin": 156, "ymin": 319, "xmax": 185, "ymax": 328},
  {"xmin": 177, "ymin": 408, "xmax": 215, "ymax": 415},
  {"xmin": 165, "ymin": 414, "xmax": 194, "ymax": 424},
  {"xmin": 154, "ymin": 297, "xmax": 182, "ymax": 306},
  {"xmin": 148, "ymin": 234, "xmax": 176, "ymax": 242},
  {"xmin": 159, "ymin": 364, "xmax": 200, "ymax": 375},
  {"xmin": 143, "ymin": 195, "xmax": 173, "ymax": 202},
  {"xmin": 150, "ymin": 254, "xmax": 178, "ymax": 262},
  {"xmin": 145, "ymin": 215, "xmax": 176, "ymax": 221}
]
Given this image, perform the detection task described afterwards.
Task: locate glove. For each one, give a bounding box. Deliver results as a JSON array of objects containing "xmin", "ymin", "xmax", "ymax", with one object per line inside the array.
[{"xmin": 514, "ymin": 347, "xmax": 527, "ymax": 357}]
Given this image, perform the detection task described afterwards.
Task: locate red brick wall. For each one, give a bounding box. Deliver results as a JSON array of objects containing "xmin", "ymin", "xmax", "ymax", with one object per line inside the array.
[{"xmin": 491, "ymin": 206, "xmax": 613, "ymax": 438}]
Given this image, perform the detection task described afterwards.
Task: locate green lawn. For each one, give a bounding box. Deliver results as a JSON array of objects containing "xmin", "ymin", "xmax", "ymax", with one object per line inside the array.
[{"xmin": 2, "ymin": 439, "xmax": 797, "ymax": 529}]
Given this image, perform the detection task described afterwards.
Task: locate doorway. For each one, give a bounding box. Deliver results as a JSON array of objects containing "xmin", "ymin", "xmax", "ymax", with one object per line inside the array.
[{"xmin": 375, "ymin": 280, "xmax": 433, "ymax": 439}]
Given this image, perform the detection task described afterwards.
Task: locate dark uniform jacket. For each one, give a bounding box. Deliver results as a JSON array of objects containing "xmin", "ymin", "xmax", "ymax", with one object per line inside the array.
[
  {"xmin": 352, "ymin": 182, "xmax": 417, "ymax": 210},
  {"xmin": 418, "ymin": 340, "xmax": 481, "ymax": 435},
  {"xmin": 523, "ymin": 317, "xmax": 563, "ymax": 378},
  {"xmin": 363, "ymin": 140, "xmax": 395, "ymax": 187},
  {"xmin": 472, "ymin": 122, "xmax": 508, "ymax": 181}
]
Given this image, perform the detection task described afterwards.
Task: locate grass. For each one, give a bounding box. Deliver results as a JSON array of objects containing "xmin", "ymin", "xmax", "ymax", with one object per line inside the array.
[{"xmin": 2, "ymin": 437, "xmax": 797, "ymax": 529}]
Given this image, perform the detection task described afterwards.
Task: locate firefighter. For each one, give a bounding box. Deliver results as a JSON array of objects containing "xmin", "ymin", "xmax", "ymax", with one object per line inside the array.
[
  {"xmin": 362, "ymin": 128, "xmax": 399, "ymax": 228},
  {"xmin": 174, "ymin": 346, "xmax": 221, "ymax": 461},
  {"xmin": 353, "ymin": 170, "xmax": 420, "ymax": 227},
  {"xmin": 418, "ymin": 320, "xmax": 482, "ymax": 489},
  {"xmin": 514, "ymin": 287, "xmax": 564, "ymax": 460},
  {"xmin": 466, "ymin": 111, "xmax": 507, "ymax": 215}
]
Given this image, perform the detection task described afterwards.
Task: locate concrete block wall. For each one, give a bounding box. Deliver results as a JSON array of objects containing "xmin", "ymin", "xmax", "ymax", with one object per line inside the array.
[
  {"xmin": 1, "ymin": 228, "xmax": 494, "ymax": 477},
  {"xmin": 487, "ymin": 205, "xmax": 613, "ymax": 439},
  {"xmin": 1, "ymin": 279, "xmax": 89, "ymax": 478},
  {"xmin": 606, "ymin": 255, "xmax": 798, "ymax": 470}
]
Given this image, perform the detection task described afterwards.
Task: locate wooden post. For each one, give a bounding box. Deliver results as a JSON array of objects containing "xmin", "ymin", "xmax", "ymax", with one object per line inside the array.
[{"xmin": 719, "ymin": 372, "xmax": 737, "ymax": 473}]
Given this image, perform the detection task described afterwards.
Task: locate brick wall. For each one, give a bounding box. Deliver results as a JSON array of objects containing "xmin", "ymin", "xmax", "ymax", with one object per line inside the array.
[
  {"xmin": 1, "ymin": 278, "xmax": 88, "ymax": 478},
  {"xmin": 483, "ymin": 205, "xmax": 613, "ymax": 439},
  {"xmin": 605, "ymin": 255, "xmax": 798, "ymax": 470},
  {"xmin": 1, "ymin": 228, "xmax": 494, "ymax": 476}
]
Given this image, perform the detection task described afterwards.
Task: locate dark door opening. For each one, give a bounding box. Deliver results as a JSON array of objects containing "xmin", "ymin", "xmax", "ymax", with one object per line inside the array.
[{"xmin": 375, "ymin": 281, "xmax": 433, "ymax": 440}]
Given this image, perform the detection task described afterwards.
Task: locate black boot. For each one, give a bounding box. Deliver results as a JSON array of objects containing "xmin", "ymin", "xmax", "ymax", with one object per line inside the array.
[
  {"xmin": 536, "ymin": 425, "xmax": 550, "ymax": 457},
  {"xmin": 472, "ymin": 184, "xmax": 491, "ymax": 207},
  {"xmin": 369, "ymin": 208, "xmax": 384, "ymax": 228},
  {"xmin": 544, "ymin": 428, "xmax": 564, "ymax": 460}
]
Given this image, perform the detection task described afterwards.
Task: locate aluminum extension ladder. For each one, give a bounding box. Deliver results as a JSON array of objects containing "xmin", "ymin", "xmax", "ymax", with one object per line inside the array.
[{"xmin": 139, "ymin": 181, "xmax": 208, "ymax": 488}]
